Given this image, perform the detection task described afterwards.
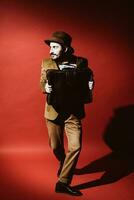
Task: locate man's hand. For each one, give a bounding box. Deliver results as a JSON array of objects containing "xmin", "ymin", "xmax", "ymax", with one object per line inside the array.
[
  {"xmin": 88, "ymin": 81, "xmax": 94, "ymax": 90},
  {"xmin": 45, "ymin": 82, "xmax": 52, "ymax": 93}
]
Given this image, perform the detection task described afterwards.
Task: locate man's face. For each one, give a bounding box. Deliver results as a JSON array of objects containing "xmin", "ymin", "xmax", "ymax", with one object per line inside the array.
[{"xmin": 49, "ymin": 42, "xmax": 63, "ymax": 60}]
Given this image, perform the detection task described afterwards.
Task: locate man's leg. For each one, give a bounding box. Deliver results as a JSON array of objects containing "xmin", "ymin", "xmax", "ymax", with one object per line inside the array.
[
  {"xmin": 58, "ymin": 114, "xmax": 82, "ymax": 185},
  {"xmin": 46, "ymin": 119, "xmax": 65, "ymax": 164},
  {"xmin": 55, "ymin": 115, "xmax": 82, "ymax": 196}
]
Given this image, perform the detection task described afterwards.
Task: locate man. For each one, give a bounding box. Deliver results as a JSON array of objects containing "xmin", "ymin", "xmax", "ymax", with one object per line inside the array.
[{"xmin": 40, "ymin": 31, "xmax": 94, "ymax": 196}]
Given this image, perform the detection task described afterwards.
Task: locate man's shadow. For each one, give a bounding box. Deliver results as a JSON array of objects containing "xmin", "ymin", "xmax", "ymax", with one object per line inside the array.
[{"xmin": 73, "ymin": 104, "xmax": 134, "ymax": 190}]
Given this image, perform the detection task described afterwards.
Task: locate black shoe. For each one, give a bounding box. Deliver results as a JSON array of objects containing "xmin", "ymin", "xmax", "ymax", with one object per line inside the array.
[{"xmin": 55, "ymin": 181, "xmax": 82, "ymax": 196}]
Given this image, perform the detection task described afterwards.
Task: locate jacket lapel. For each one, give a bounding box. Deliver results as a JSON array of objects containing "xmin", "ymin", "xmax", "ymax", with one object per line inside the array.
[{"xmin": 47, "ymin": 59, "xmax": 58, "ymax": 69}]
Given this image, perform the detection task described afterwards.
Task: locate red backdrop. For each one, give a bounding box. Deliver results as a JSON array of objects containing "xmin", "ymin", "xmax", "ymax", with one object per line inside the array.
[{"xmin": 0, "ymin": 1, "xmax": 133, "ymax": 200}]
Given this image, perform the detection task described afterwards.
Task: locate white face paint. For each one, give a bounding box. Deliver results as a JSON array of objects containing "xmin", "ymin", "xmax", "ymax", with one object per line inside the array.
[{"xmin": 49, "ymin": 42, "xmax": 63, "ymax": 60}]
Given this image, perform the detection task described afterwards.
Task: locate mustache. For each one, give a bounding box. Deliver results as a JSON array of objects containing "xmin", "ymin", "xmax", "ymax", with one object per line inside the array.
[{"xmin": 50, "ymin": 53, "xmax": 57, "ymax": 56}]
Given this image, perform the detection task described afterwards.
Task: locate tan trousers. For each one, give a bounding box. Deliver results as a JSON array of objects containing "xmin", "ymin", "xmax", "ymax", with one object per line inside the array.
[{"xmin": 46, "ymin": 114, "xmax": 82, "ymax": 184}]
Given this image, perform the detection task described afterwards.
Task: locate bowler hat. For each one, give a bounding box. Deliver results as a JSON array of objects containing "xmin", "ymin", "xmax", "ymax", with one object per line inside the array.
[{"xmin": 44, "ymin": 31, "xmax": 72, "ymax": 47}]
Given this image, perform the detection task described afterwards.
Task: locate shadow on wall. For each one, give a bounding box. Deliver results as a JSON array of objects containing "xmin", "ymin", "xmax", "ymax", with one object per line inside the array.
[
  {"xmin": 103, "ymin": 104, "xmax": 134, "ymax": 156},
  {"xmin": 73, "ymin": 105, "xmax": 134, "ymax": 190}
]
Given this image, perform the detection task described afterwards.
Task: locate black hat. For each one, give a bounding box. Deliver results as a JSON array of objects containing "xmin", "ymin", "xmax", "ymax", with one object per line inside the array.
[{"xmin": 44, "ymin": 31, "xmax": 72, "ymax": 47}]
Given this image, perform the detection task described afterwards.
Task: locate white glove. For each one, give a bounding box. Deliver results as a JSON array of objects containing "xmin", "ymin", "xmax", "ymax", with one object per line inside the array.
[
  {"xmin": 88, "ymin": 81, "xmax": 94, "ymax": 90},
  {"xmin": 45, "ymin": 82, "xmax": 52, "ymax": 93}
]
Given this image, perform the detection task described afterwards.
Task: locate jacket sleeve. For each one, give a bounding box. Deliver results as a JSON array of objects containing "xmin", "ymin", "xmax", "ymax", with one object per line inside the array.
[{"xmin": 40, "ymin": 59, "xmax": 47, "ymax": 93}]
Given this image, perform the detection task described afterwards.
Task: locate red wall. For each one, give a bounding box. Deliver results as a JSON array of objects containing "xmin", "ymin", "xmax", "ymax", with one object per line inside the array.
[
  {"xmin": 0, "ymin": 0, "xmax": 133, "ymax": 155},
  {"xmin": 0, "ymin": 1, "xmax": 133, "ymax": 200}
]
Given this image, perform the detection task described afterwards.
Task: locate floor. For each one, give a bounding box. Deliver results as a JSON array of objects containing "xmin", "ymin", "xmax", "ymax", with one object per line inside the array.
[{"xmin": 0, "ymin": 142, "xmax": 133, "ymax": 200}]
